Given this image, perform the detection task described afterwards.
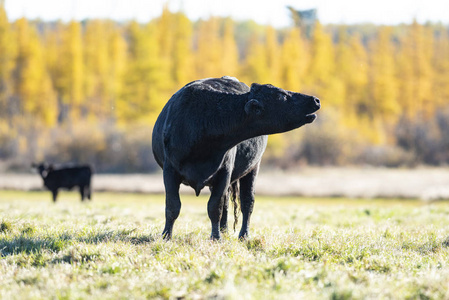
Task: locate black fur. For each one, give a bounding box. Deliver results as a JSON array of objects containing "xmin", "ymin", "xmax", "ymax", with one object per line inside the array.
[
  {"xmin": 152, "ymin": 76, "xmax": 320, "ymax": 239},
  {"xmin": 32, "ymin": 163, "xmax": 93, "ymax": 202}
]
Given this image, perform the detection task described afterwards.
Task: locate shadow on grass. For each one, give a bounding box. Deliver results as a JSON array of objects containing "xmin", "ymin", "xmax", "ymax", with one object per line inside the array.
[
  {"xmin": 76, "ymin": 229, "xmax": 157, "ymax": 245},
  {"xmin": 0, "ymin": 230, "xmax": 158, "ymax": 257},
  {"xmin": 0, "ymin": 236, "xmax": 69, "ymax": 255}
]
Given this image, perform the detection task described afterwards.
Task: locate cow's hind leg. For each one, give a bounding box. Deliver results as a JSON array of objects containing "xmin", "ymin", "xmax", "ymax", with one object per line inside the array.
[
  {"xmin": 238, "ymin": 164, "xmax": 259, "ymax": 240},
  {"xmin": 162, "ymin": 163, "xmax": 182, "ymax": 240},
  {"xmin": 220, "ymin": 182, "xmax": 239, "ymax": 234},
  {"xmin": 208, "ymin": 168, "xmax": 231, "ymax": 240},
  {"xmin": 219, "ymin": 191, "xmax": 229, "ymax": 234},
  {"xmin": 79, "ymin": 185, "xmax": 86, "ymax": 201}
]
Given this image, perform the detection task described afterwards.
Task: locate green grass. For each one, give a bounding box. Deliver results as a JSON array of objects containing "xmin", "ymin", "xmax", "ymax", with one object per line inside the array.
[{"xmin": 1, "ymin": 190, "xmax": 449, "ymax": 299}]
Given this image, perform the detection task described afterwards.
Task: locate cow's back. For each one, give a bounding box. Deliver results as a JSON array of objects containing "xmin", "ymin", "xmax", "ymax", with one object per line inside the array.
[{"xmin": 152, "ymin": 76, "xmax": 250, "ymax": 169}]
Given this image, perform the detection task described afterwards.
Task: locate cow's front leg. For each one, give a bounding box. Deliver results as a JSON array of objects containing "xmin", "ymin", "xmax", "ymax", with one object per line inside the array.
[
  {"xmin": 208, "ymin": 168, "xmax": 231, "ymax": 240},
  {"xmin": 162, "ymin": 163, "xmax": 182, "ymax": 240},
  {"xmin": 238, "ymin": 164, "xmax": 259, "ymax": 240},
  {"xmin": 86, "ymin": 185, "xmax": 92, "ymax": 201}
]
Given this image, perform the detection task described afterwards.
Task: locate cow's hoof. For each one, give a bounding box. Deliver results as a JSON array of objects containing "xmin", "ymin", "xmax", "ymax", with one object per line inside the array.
[
  {"xmin": 210, "ymin": 234, "xmax": 221, "ymax": 241},
  {"xmin": 238, "ymin": 233, "xmax": 249, "ymax": 240},
  {"xmin": 162, "ymin": 231, "xmax": 172, "ymax": 240}
]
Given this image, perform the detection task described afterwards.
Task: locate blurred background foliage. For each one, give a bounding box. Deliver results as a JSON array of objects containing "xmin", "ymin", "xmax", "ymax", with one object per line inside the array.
[{"xmin": 0, "ymin": 4, "xmax": 448, "ymax": 172}]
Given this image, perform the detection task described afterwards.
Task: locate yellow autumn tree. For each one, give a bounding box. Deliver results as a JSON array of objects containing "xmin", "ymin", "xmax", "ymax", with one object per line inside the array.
[
  {"xmin": 0, "ymin": 1, "xmax": 16, "ymax": 148},
  {"xmin": 433, "ymin": 26, "xmax": 449, "ymax": 110},
  {"xmin": 83, "ymin": 20, "xmax": 111, "ymax": 120},
  {"xmin": 221, "ymin": 18, "xmax": 239, "ymax": 77},
  {"xmin": 108, "ymin": 25, "xmax": 127, "ymax": 122},
  {"xmin": 171, "ymin": 12, "xmax": 195, "ymax": 88},
  {"xmin": 368, "ymin": 26, "xmax": 399, "ymax": 144},
  {"xmin": 0, "ymin": 7, "xmax": 449, "ymax": 166},
  {"xmin": 265, "ymin": 26, "xmax": 281, "ymax": 86},
  {"xmin": 155, "ymin": 6, "xmax": 174, "ymax": 91},
  {"xmin": 118, "ymin": 21, "xmax": 171, "ymax": 125},
  {"xmin": 118, "ymin": 21, "xmax": 150, "ymax": 124},
  {"xmin": 44, "ymin": 21, "xmax": 63, "ymax": 119},
  {"xmin": 280, "ymin": 27, "xmax": 308, "ymax": 92},
  {"xmin": 0, "ymin": 2, "xmax": 15, "ymax": 121},
  {"xmin": 11, "ymin": 18, "xmax": 57, "ymax": 159},
  {"xmin": 335, "ymin": 28, "xmax": 369, "ymax": 129},
  {"xmin": 13, "ymin": 18, "xmax": 57, "ymax": 126},
  {"xmin": 60, "ymin": 21, "xmax": 84, "ymax": 122},
  {"xmin": 195, "ymin": 18, "xmax": 222, "ymax": 78},
  {"xmin": 308, "ymin": 22, "xmax": 343, "ymax": 110},
  {"xmin": 397, "ymin": 21, "xmax": 434, "ymax": 118},
  {"xmin": 242, "ymin": 33, "xmax": 269, "ymax": 83},
  {"xmin": 347, "ymin": 33, "xmax": 369, "ymax": 112}
]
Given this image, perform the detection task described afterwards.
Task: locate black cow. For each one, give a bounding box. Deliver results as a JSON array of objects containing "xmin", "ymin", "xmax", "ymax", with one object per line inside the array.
[
  {"xmin": 152, "ymin": 76, "xmax": 320, "ymax": 240},
  {"xmin": 32, "ymin": 163, "xmax": 93, "ymax": 202}
]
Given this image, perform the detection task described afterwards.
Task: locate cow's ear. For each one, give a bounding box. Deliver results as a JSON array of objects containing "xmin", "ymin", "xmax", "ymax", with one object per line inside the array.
[{"xmin": 245, "ymin": 99, "xmax": 264, "ymax": 116}]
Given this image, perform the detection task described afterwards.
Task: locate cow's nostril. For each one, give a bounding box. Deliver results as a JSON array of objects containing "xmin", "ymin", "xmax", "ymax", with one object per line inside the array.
[{"xmin": 313, "ymin": 97, "xmax": 320, "ymax": 106}]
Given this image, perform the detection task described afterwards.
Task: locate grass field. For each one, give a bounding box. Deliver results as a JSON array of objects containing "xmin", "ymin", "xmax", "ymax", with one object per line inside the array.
[{"xmin": 1, "ymin": 191, "xmax": 449, "ymax": 299}]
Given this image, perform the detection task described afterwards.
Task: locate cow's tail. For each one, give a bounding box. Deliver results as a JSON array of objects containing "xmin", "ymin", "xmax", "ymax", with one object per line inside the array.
[{"xmin": 230, "ymin": 181, "xmax": 240, "ymax": 232}]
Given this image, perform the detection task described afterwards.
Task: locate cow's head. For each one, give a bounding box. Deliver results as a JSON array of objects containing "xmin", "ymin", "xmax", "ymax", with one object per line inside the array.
[
  {"xmin": 31, "ymin": 162, "xmax": 53, "ymax": 178},
  {"xmin": 245, "ymin": 83, "xmax": 320, "ymax": 135}
]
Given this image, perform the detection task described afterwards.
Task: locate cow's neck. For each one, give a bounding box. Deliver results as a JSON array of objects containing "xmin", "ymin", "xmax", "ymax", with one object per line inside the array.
[
  {"xmin": 197, "ymin": 92, "xmax": 258, "ymax": 151},
  {"xmin": 178, "ymin": 92, "xmax": 261, "ymax": 190}
]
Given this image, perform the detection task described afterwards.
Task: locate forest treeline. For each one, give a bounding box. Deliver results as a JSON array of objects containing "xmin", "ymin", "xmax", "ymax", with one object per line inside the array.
[{"xmin": 0, "ymin": 5, "xmax": 448, "ymax": 172}]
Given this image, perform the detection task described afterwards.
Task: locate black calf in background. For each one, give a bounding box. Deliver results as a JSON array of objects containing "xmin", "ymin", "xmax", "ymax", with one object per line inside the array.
[{"xmin": 32, "ymin": 163, "xmax": 93, "ymax": 202}]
